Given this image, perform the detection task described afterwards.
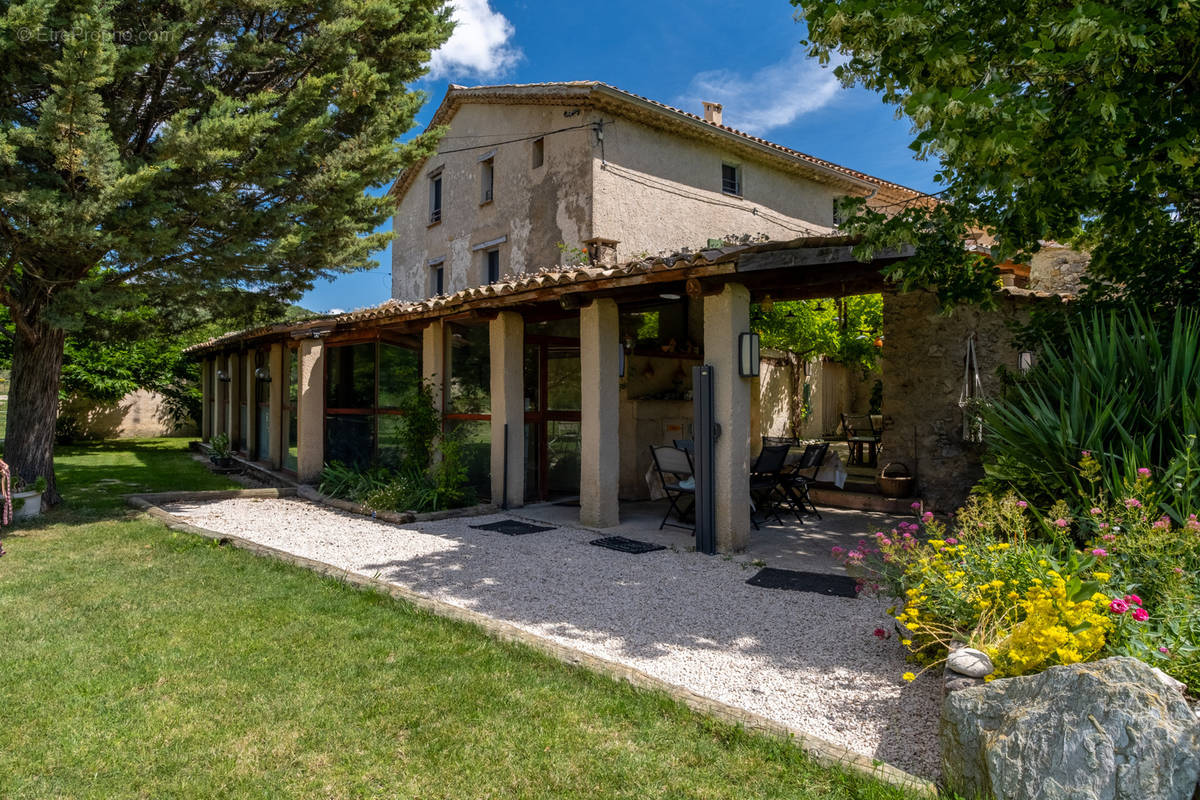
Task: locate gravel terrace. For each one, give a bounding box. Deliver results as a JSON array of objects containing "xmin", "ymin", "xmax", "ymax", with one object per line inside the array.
[{"xmin": 162, "ymin": 496, "xmax": 942, "ymax": 779}]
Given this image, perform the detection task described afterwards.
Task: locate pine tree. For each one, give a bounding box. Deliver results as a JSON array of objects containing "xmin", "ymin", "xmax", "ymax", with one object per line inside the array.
[{"xmin": 0, "ymin": 0, "xmax": 451, "ymax": 500}]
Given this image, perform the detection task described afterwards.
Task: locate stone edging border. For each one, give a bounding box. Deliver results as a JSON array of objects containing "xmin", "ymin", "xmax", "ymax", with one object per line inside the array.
[{"xmin": 127, "ymin": 488, "xmax": 939, "ymax": 797}]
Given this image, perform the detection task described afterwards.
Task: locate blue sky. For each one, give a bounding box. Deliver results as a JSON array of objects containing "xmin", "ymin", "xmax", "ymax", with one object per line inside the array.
[{"xmin": 300, "ymin": 0, "xmax": 939, "ymax": 313}]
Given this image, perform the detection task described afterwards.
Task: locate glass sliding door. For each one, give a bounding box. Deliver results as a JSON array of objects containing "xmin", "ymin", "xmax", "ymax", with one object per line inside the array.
[
  {"xmin": 523, "ymin": 319, "xmax": 581, "ymax": 502},
  {"xmin": 283, "ymin": 347, "xmax": 298, "ymax": 472}
]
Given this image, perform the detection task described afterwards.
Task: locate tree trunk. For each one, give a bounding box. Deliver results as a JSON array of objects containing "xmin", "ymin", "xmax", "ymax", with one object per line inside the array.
[{"xmin": 5, "ymin": 319, "xmax": 66, "ymax": 505}]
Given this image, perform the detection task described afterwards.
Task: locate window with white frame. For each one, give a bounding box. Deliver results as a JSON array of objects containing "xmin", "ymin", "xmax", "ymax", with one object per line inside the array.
[{"xmin": 721, "ymin": 162, "xmax": 741, "ymax": 196}]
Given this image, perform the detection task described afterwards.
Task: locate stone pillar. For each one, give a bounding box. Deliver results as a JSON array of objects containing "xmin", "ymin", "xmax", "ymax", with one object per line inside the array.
[
  {"xmin": 226, "ymin": 352, "xmax": 242, "ymax": 449},
  {"xmin": 200, "ymin": 357, "xmax": 213, "ymax": 441},
  {"xmin": 580, "ymin": 298, "xmax": 620, "ymax": 527},
  {"xmin": 703, "ymin": 283, "xmax": 752, "ymax": 552},
  {"xmin": 422, "ymin": 320, "xmax": 447, "ymax": 414},
  {"xmin": 267, "ymin": 342, "xmax": 285, "ymax": 468},
  {"xmin": 488, "ymin": 311, "xmax": 524, "ymax": 507},
  {"xmin": 296, "ymin": 338, "xmax": 325, "ymax": 482}
]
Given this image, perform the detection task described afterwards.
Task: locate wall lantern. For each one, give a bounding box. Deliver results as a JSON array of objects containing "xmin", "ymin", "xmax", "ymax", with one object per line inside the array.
[
  {"xmin": 216, "ymin": 369, "xmax": 231, "ymax": 382},
  {"xmin": 254, "ymin": 367, "xmax": 272, "ymax": 381},
  {"xmin": 1018, "ymin": 351, "xmax": 1037, "ymax": 373},
  {"xmin": 738, "ymin": 332, "xmax": 760, "ymax": 378}
]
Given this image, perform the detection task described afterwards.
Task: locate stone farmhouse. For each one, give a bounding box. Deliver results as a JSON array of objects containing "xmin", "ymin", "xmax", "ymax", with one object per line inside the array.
[{"xmin": 189, "ymin": 82, "xmax": 1073, "ymax": 552}]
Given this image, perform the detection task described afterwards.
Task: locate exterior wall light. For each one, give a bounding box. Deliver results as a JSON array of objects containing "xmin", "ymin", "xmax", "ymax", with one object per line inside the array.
[
  {"xmin": 738, "ymin": 332, "xmax": 760, "ymax": 378},
  {"xmin": 216, "ymin": 369, "xmax": 231, "ymax": 382},
  {"xmin": 254, "ymin": 367, "xmax": 272, "ymax": 381},
  {"xmin": 1018, "ymin": 351, "xmax": 1037, "ymax": 373}
]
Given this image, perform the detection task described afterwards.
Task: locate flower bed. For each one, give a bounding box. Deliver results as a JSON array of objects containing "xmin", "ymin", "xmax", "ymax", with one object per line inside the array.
[{"xmin": 838, "ymin": 463, "xmax": 1200, "ymax": 691}]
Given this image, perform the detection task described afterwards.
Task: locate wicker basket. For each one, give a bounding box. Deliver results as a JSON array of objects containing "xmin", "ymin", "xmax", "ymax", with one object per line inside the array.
[{"xmin": 877, "ymin": 462, "xmax": 914, "ymax": 498}]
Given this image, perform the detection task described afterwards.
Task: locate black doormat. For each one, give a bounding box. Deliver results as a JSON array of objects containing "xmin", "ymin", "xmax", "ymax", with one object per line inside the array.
[
  {"xmin": 470, "ymin": 520, "xmax": 556, "ymax": 536},
  {"xmin": 746, "ymin": 567, "xmax": 858, "ymax": 598},
  {"xmin": 589, "ymin": 536, "xmax": 666, "ymax": 555}
]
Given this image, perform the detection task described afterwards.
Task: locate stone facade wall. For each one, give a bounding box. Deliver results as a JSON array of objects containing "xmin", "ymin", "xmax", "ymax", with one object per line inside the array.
[
  {"xmin": 881, "ymin": 289, "xmax": 1036, "ymax": 511},
  {"xmin": 1028, "ymin": 245, "xmax": 1090, "ymax": 295}
]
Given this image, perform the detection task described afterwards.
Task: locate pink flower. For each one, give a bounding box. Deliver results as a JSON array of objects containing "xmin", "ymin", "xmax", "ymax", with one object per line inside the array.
[
  {"xmin": 881, "ymin": 538, "xmax": 893, "ymax": 547},
  {"xmin": 921, "ymin": 511, "xmax": 934, "ymax": 523},
  {"xmin": 831, "ymin": 546, "xmax": 846, "ymax": 556},
  {"xmin": 1102, "ymin": 534, "xmax": 1116, "ymax": 542},
  {"xmin": 911, "ymin": 502, "xmax": 921, "ymax": 510},
  {"xmin": 1137, "ymin": 467, "xmax": 1151, "ymax": 477},
  {"xmin": 945, "ymin": 537, "xmax": 958, "ymax": 545},
  {"xmin": 1016, "ymin": 500, "xmax": 1028, "ymax": 509},
  {"xmin": 1081, "ymin": 450, "xmax": 1091, "ymax": 457},
  {"xmin": 873, "ymin": 628, "xmax": 887, "ymax": 639},
  {"xmin": 1098, "ymin": 522, "xmax": 1110, "ymax": 530},
  {"xmin": 1055, "ymin": 518, "xmax": 1069, "ymax": 528},
  {"xmin": 1124, "ymin": 498, "xmax": 1142, "ymax": 509},
  {"xmin": 1159, "ymin": 646, "xmax": 1171, "ymax": 655},
  {"xmin": 1090, "ymin": 507, "xmax": 1102, "ymax": 515},
  {"xmin": 1175, "ymin": 567, "xmax": 1185, "ymax": 575},
  {"xmin": 1091, "ymin": 548, "xmax": 1108, "ymax": 557},
  {"xmin": 1108, "ymin": 598, "xmax": 1129, "ymax": 614},
  {"xmin": 1153, "ymin": 516, "xmax": 1170, "ymax": 530},
  {"xmin": 1131, "ymin": 608, "xmax": 1149, "ymax": 622},
  {"xmin": 1124, "ymin": 594, "xmax": 1143, "ymax": 606}
]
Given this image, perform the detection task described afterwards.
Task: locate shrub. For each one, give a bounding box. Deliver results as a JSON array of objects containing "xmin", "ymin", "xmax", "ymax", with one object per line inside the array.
[
  {"xmin": 981, "ymin": 307, "xmax": 1200, "ymax": 522},
  {"xmin": 318, "ymin": 461, "xmax": 395, "ymax": 503},
  {"xmin": 840, "ymin": 487, "xmax": 1195, "ymax": 686}
]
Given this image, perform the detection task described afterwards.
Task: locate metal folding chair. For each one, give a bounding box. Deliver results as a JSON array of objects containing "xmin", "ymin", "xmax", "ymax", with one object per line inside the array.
[
  {"xmin": 785, "ymin": 442, "xmax": 829, "ymax": 519},
  {"xmin": 650, "ymin": 445, "xmax": 696, "ymax": 531},
  {"xmin": 749, "ymin": 444, "xmax": 793, "ymax": 528}
]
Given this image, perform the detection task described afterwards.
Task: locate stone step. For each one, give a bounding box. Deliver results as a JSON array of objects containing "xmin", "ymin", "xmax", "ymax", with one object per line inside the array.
[{"xmin": 809, "ymin": 486, "xmax": 918, "ymax": 514}]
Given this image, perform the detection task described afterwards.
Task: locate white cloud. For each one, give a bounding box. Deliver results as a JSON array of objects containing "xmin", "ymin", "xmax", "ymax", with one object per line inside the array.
[
  {"xmin": 427, "ymin": 0, "xmax": 521, "ymax": 80},
  {"xmin": 677, "ymin": 46, "xmax": 842, "ymax": 136},
  {"xmin": 326, "ymin": 307, "xmax": 346, "ymax": 315}
]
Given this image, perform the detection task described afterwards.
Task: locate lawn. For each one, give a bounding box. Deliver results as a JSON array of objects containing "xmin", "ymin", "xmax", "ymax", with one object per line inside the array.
[{"xmin": 0, "ymin": 438, "xmax": 925, "ymax": 799}]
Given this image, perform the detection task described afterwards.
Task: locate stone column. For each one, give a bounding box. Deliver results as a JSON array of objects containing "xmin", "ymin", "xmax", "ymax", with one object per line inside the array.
[
  {"xmin": 422, "ymin": 320, "xmax": 447, "ymax": 414},
  {"xmin": 488, "ymin": 311, "xmax": 524, "ymax": 507},
  {"xmin": 226, "ymin": 352, "xmax": 242, "ymax": 449},
  {"xmin": 200, "ymin": 356, "xmax": 213, "ymax": 441},
  {"xmin": 703, "ymin": 283, "xmax": 752, "ymax": 552},
  {"xmin": 580, "ymin": 298, "xmax": 620, "ymax": 527},
  {"xmin": 267, "ymin": 342, "xmax": 285, "ymax": 468},
  {"xmin": 296, "ymin": 338, "xmax": 326, "ymax": 482},
  {"xmin": 243, "ymin": 350, "xmax": 257, "ymax": 456}
]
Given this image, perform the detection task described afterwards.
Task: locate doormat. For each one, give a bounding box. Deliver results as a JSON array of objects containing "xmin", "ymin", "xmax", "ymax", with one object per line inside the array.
[
  {"xmin": 470, "ymin": 520, "xmax": 556, "ymax": 536},
  {"xmin": 589, "ymin": 536, "xmax": 666, "ymax": 555},
  {"xmin": 746, "ymin": 568, "xmax": 858, "ymax": 598}
]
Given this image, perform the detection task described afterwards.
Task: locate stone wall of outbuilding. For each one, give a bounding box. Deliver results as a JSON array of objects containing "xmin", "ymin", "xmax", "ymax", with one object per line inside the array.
[{"xmin": 880, "ymin": 288, "xmax": 1037, "ymax": 511}]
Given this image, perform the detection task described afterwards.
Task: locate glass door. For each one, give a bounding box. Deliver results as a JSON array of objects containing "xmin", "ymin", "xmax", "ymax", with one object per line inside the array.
[{"xmin": 523, "ymin": 322, "xmax": 582, "ymax": 502}]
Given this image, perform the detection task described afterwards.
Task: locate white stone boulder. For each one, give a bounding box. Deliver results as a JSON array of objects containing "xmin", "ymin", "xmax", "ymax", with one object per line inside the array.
[
  {"xmin": 941, "ymin": 656, "xmax": 1200, "ymax": 800},
  {"xmin": 947, "ymin": 646, "xmax": 994, "ymax": 678}
]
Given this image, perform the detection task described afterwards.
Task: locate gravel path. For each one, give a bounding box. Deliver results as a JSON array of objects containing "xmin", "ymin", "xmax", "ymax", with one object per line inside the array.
[{"xmin": 163, "ymin": 497, "xmax": 942, "ymax": 779}]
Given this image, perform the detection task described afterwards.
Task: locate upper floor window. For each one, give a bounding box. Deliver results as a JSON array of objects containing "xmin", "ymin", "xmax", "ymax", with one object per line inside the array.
[
  {"xmin": 429, "ymin": 168, "xmax": 443, "ymax": 224},
  {"xmin": 721, "ymin": 163, "xmax": 741, "ymax": 196},
  {"xmin": 531, "ymin": 137, "xmax": 544, "ymax": 168},
  {"xmin": 486, "ymin": 248, "xmax": 500, "ymax": 284},
  {"xmin": 832, "ymin": 196, "xmax": 847, "ymax": 228},
  {"xmin": 480, "ymin": 155, "xmax": 494, "ymax": 204},
  {"xmin": 429, "ymin": 258, "xmax": 445, "ymax": 296}
]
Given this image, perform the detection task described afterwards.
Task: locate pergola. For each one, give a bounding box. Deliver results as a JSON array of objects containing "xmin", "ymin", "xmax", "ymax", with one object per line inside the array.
[{"xmin": 190, "ymin": 235, "xmax": 1039, "ymax": 551}]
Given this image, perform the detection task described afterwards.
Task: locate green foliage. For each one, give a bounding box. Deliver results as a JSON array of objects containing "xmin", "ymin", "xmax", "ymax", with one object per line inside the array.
[
  {"xmin": 364, "ymin": 426, "xmax": 477, "ymax": 513},
  {"xmin": 395, "ymin": 381, "xmax": 441, "ymax": 475},
  {"xmin": 318, "ymin": 461, "xmax": 395, "ymax": 504},
  {"xmin": 980, "ymin": 308, "xmax": 1200, "ymax": 519},
  {"xmin": 796, "ymin": 0, "xmax": 1200, "ymax": 312},
  {"xmin": 752, "ymin": 295, "xmax": 883, "ymax": 373},
  {"xmin": 209, "ymin": 433, "xmax": 231, "ymax": 460}
]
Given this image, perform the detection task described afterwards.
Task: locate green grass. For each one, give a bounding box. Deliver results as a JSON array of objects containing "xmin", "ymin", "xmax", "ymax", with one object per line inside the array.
[{"xmin": 0, "ymin": 438, "xmax": 926, "ymax": 799}]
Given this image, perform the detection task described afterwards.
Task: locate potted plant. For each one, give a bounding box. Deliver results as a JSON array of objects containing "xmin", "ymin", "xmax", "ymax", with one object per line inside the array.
[
  {"xmin": 209, "ymin": 433, "xmax": 234, "ymax": 468},
  {"xmin": 12, "ymin": 475, "xmax": 47, "ymax": 520}
]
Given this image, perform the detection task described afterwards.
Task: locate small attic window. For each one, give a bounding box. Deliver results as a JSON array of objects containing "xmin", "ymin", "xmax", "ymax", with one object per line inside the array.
[
  {"xmin": 721, "ymin": 163, "xmax": 741, "ymax": 196},
  {"xmin": 532, "ymin": 137, "xmax": 544, "ymax": 168}
]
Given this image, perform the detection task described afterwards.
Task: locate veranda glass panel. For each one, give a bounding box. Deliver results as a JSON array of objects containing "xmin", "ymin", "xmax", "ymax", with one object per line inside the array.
[
  {"xmin": 285, "ymin": 349, "xmax": 298, "ymax": 472},
  {"xmin": 256, "ymin": 407, "xmax": 270, "ymax": 459},
  {"xmin": 326, "ymin": 343, "xmax": 375, "ymax": 409},
  {"xmin": 376, "ymin": 414, "xmax": 406, "ymax": 469},
  {"xmin": 546, "ymin": 347, "xmax": 581, "ymax": 411},
  {"xmin": 448, "ymin": 324, "xmax": 489, "ymax": 414},
  {"xmin": 445, "ymin": 419, "xmax": 490, "ymax": 500},
  {"xmin": 324, "ymin": 415, "xmax": 373, "ymax": 468},
  {"xmin": 379, "ymin": 342, "xmax": 421, "ymax": 409},
  {"xmin": 546, "ymin": 420, "xmax": 581, "ymax": 496}
]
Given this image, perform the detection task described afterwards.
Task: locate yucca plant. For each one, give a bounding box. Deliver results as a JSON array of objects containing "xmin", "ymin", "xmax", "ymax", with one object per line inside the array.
[{"xmin": 982, "ymin": 307, "xmax": 1200, "ymax": 520}]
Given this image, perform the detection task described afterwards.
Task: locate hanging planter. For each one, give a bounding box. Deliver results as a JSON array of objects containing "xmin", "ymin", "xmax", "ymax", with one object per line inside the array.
[{"xmin": 958, "ymin": 334, "xmax": 989, "ymax": 443}]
